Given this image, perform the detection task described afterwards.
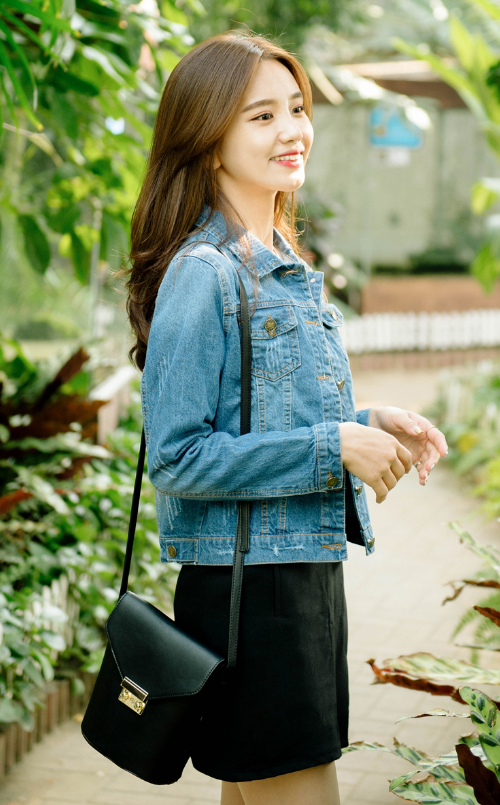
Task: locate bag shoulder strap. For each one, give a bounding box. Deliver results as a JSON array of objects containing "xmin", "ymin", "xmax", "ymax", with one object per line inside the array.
[
  {"xmin": 119, "ymin": 428, "xmax": 146, "ymax": 599},
  {"xmin": 119, "ymin": 258, "xmax": 252, "ymax": 681}
]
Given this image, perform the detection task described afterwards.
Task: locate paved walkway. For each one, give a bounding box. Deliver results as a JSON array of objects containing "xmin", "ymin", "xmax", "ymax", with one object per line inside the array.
[{"xmin": 2, "ymin": 364, "xmax": 499, "ymax": 805}]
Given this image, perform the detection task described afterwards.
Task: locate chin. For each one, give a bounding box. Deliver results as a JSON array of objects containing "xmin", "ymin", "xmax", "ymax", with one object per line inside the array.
[
  {"xmin": 271, "ymin": 175, "xmax": 305, "ymax": 192},
  {"xmin": 282, "ymin": 178, "xmax": 305, "ymax": 192}
]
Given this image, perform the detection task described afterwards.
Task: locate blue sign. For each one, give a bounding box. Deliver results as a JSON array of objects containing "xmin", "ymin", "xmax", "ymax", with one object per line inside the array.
[{"xmin": 369, "ymin": 105, "xmax": 423, "ymax": 149}]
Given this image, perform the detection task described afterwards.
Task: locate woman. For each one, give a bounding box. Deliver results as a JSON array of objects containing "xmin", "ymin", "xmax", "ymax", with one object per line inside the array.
[{"xmin": 127, "ymin": 31, "xmax": 448, "ymax": 805}]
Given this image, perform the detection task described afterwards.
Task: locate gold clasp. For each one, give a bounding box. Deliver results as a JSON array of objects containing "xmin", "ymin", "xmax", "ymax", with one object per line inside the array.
[{"xmin": 118, "ymin": 677, "xmax": 148, "ymax": 715}]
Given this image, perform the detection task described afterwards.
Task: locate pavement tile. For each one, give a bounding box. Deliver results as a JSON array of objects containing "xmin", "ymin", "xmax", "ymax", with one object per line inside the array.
[
  {"xmin": 103, "ymin": 772, "xmax": 220, "ymax": 799},
  {"xmin": 94, "ymin": 793, "xmax": 189, "ymax": 805},
  {"xmin": 159, "ymin": 783, "xmax": 221, "ymax": 801},
  {"xmin": 25, "ymin": 771, "xmax": 106, "ymax": 802}
]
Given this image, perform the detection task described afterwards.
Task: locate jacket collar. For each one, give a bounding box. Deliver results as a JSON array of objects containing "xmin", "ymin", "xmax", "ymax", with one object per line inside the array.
[{"xmin": 190, "ymin": 205, "xmax": 307, "ymax": 278}]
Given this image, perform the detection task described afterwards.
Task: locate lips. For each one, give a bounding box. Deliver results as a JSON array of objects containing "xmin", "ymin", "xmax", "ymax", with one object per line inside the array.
[{"xmin": 272, "ymin": 150, "xmax": 304, "ymax": 159}]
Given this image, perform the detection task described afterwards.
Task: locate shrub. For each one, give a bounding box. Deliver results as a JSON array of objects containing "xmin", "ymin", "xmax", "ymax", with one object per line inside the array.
[{"xmin": 0, "ymin": 337, "xmax": 177, "ymax": 730}]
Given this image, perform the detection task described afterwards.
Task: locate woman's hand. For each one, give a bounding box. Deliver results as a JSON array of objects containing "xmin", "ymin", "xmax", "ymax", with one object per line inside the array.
[
  {"xmin": 368, "ymin": 406, "xmax": 448, "ymax": 486},
  {"xmin": 339, "ymin": 422, "xmax": 413, "ymax": 504}
]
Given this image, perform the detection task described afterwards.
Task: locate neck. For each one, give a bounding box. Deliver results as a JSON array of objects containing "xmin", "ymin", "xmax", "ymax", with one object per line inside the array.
[{"xmin": 217, "ymin": 175, "xmax": 277, "ymax": 252}]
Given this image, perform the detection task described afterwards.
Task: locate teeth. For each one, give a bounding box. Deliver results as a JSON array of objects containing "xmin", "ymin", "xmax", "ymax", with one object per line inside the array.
[{"xmin": 273, "ymin": 154, "xmax": 301, "ymax": 162}]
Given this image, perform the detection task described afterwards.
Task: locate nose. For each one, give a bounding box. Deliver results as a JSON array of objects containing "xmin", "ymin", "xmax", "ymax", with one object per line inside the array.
[{"xmin": 278, "ymin": 111, "xmax": 303, "ymax": 145}]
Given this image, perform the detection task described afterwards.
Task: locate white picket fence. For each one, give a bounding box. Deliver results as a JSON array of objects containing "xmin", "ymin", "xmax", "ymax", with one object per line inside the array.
[
  {"xmin": 32, "ymin": 574, "xmax": 79, "ymax": 661},
  {"xmin": 340, "ymin": 309, "xmax": 500, "ymax": 354}
]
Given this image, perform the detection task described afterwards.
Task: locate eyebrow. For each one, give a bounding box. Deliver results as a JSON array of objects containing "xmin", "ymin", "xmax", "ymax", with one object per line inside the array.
[{"xmin": 241, "ymin": 91, "xmax": 303, "ymax": 114}]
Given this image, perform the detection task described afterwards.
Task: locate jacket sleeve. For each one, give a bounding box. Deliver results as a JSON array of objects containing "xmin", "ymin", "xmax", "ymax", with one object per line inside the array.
[
  {"xmin": 356, "ymin": 408, "xmax": 372, "ymax": 427},
  {"xmin": 142, "ymin": 254, "xmax": 344, "ymax": 500}
]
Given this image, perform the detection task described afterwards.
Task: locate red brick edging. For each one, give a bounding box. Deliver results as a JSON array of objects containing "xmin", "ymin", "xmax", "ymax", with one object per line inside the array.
[{"xmin": 347, "ymin": 346, "xmax": 500, "ymax": 372}]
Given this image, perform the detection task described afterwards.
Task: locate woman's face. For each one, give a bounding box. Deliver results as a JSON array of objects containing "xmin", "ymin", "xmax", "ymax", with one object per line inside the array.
[{"xmin": 215, "ymin": 58, "xmax": 314, "ymax": 199}]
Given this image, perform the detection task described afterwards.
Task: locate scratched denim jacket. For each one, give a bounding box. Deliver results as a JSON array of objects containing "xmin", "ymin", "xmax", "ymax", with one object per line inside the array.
[{"xmin": 141, "ymin": 205, "xmax": 376, "ymax": 565}]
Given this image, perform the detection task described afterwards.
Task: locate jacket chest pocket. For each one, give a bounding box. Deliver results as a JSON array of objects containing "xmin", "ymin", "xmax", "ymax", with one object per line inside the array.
[{"xmin": 250, "ymin": 305, "xmax": 301, "ymax": 380}]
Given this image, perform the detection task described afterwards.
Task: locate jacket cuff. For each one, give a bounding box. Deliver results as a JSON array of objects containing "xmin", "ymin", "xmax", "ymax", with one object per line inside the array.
[
  {"xmin": 315, "ymin": 422, "xmax": 344, "ymax": 491},
  {"xmin": 356, "ymin": 408, "xmax": 372, "ymax": 427}
]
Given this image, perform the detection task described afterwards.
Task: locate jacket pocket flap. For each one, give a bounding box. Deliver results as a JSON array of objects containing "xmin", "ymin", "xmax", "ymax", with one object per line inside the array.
[
  {"xmin": 106, "ymin": 592, "xmax": 223, "ymax": 699},
  {"xmin": 322, "ymin": 304, "xmax": 343, "ymax": 328},
  {"xmin": 250, "ymin": 305, "xmax": 298, "ymax": 339}
]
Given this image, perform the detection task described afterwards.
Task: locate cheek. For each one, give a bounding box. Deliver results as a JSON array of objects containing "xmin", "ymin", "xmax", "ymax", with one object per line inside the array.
[
  {"xmin": 220, "ymin": 129, "xmax": 268, "ymax": 170},
  {"xmin": 303, "ymin": 121, "xmax": 314, "ymax": 157}
]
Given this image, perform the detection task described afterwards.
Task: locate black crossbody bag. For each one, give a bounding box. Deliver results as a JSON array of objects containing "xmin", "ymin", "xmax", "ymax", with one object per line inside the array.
[{"xmin": 81, "ymin": 273, "xmax": 252, "ymax": 785}]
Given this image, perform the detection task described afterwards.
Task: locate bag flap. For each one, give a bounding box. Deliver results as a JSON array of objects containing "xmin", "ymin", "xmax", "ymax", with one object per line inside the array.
[{"xmin": 106, "ymin": 592, "xmax": 224, "ymax": 699}]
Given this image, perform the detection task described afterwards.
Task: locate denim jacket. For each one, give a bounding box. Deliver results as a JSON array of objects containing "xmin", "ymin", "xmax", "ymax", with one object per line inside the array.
[{"xmin": 141, "ymin": 206, "xmax": 376, "ymax": 565}]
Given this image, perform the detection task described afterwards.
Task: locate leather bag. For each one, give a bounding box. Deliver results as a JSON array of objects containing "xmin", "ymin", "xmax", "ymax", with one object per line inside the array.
[{"xmin": 81, "ymin": 272, "xmax": 252, "ymax": 785}]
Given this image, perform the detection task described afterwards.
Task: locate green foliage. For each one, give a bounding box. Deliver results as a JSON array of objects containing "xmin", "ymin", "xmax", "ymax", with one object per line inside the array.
[
  {"xmin": 0, "ymin": 337, "xmax": 177, "ymax": 729},
  {"xmin": 348, "ymin": 517, "xmax": 500, "ymax": 802},
  {"xmin": 394, "ymin": 0, "xmax": 500, "ymax": 294},
  {"xmin": 0, "ymin": 0, "xmax": 195, "ymax": 296},
  {"xmin": 186, "ymin": 0, "xmax": 356, "ymax": 47},
  {"xmin": 344, "ymin": 734, "xmax": 480, "ymax": 803},
  {"xmin": 425, "ymin": 356, "xmax": 500, "ymax": 657},
  {"xmin": 461, "ymin": 687, "xmax": 500, "ymax": 775},
  {"xmin": 13, "ymin": 312, "xmax": 81, "ymax": 341}
]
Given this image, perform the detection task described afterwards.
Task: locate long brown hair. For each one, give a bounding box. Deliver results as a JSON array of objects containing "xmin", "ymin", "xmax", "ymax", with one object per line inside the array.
[{"xmin": 126, "ymin": 31, "xmax": 312, "ymax": 371}]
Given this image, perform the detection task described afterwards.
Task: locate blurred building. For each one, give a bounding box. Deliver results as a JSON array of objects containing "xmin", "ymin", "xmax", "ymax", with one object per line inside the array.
[{"xmin": 305, "ymin": 59, "xmax": 500, "ymax": 286}]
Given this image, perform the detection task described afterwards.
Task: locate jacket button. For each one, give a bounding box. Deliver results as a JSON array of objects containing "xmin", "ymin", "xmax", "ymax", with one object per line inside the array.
[
  {"xmin": 337, "ymin": 379, "xmax": 345, "ymax": 390},
  {"xmin": 326, "ymin": 474, "xmax": 338, "ymax": 488},
  {"xmin": 167, "ymin": 545, "xmax": 177, "ymax": 558},
  {"xmin": 355, "ymin": 485, "xmax": 362, "ymax": 496},
  {"xmin": 368, "ymin": 537, "xmax": 375, "ymax": 548},
  {"xmin": 264, "ymin": 316, "xmax": 277, "ymax": 335}
]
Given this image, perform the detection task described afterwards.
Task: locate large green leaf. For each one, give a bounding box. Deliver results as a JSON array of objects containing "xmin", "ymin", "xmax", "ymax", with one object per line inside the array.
[
  {"xmin": 81, "ymin": 45, "xmax": 127, "ymax": 86},
  {"xmin": 0, "ymin": 697, "xmax": 24, "ymax": 723},
  {"xmin": 374, "ymin": 651, "xmax": 500, "ymax": 686},
  {"xmin": 0, "ymin": 18, "xmax": 36, "ymax": 98},
  {"xmin": 471, "ymin": 179, "xmax": 500, "ymax": 214},
  {"xmin": 392, "ymin": 38, "xmax": 490, "ymax": 126},
  {"xmin": 0, "ymin": 40, "xmax": 42, "ymax": 130},
  {"xmin": 460, "ymin": 687, "xmax": 500, "ymax": 774},
  {"xmin": 344, "ymin": 739, "xmax": 467, "ymax": 782},
  {"xmin": 389, "ymin": 779, "xmax": 478, "ymax": 803},
  {"xmin": 456, "ymin": 742, "xmax": 500, "ymax": 805},
  {"xmin": 470, "ymin": 242, "xmax": 500, "ymax": 293},
  {"xmin": 469, "ymin": 0, "xmax": 500, "ymax": 24},
  {"xmin": 344, "ymin": 738, "xmax": 434, "ymax": 766},
  {"xmin": 448, "ymin": 523, "xmax": 500, "ymax": 568},
  {"xmin": 19, "ymin": 215, "xmax": 51, "ymax": 274},
  {"xmin": 3, "ymin": 0, "xmax": 73, "ymax": 32},
  {"xmin": 396, "ymin": 708, "xmax": 471, "ymax": 725},
  {"xmin": 48, "ymin": 64, "xmax": 100, "ymax": 96},
  {"xmin": 70, "ymin": 231, "xmax": 91, "ymax": 283},
  {"xmin": 0, "ymin": 8, "xmax": 50, "ymax": 52},
  {"xmin": 450, "ymin": 16, "xmax": 483, "ymax": 75}
]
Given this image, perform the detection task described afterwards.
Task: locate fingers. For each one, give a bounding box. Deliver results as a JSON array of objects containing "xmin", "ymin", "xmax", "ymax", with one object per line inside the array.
[
  {"xmin": 381, "ymin": 467, "xmax": 398, "ymax": 493},
  {"xmin": 414, "ymin": 441, "xmax": 441, "ymax": 479},
  {"xmin": 390, "ymin": 456, "xmax": 409, "ymax": 481},
  {"xmin": 404, "ymin": 411, "xmax": 449, "ymax": 458},
  {"xmin": 396, "ymin": 443, "xmax": 413, "ymax": 473},
  {"xmin": 425, "ymin": 425, "xmax": 448, "ymax": 457}
]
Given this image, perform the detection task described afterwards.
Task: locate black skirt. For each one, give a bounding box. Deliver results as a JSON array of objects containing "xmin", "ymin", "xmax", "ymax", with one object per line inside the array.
[{"xmin": 173, "ymin": 556, "xmax": 349, "ymax": 782}]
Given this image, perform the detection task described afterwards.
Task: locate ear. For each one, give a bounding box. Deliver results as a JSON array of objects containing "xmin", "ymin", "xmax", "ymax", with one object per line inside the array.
[{"xmin": 212, "ymin": 145, "xmax": 222, "ymax": 171}]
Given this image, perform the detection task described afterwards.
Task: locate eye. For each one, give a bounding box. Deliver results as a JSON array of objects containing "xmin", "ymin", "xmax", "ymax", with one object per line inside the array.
[
  {"xmin": 293, "ymin": 104, "xmax": 305, "ymax": 113},
  {"xmin": 253, "ymin": 112, "xmax": 273, "ymax": 121}
]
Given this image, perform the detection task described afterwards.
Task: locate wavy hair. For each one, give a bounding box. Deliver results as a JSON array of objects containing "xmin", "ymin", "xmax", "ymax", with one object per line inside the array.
[{"xmin": 125, "ymin": 31, "xmax": 312, "ymax": 370}]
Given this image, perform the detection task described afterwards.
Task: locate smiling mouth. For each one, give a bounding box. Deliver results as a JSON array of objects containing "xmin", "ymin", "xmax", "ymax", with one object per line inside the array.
[{"xmin": 271, "ymin": 153, "xmax": 303, "ymax": 166}]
